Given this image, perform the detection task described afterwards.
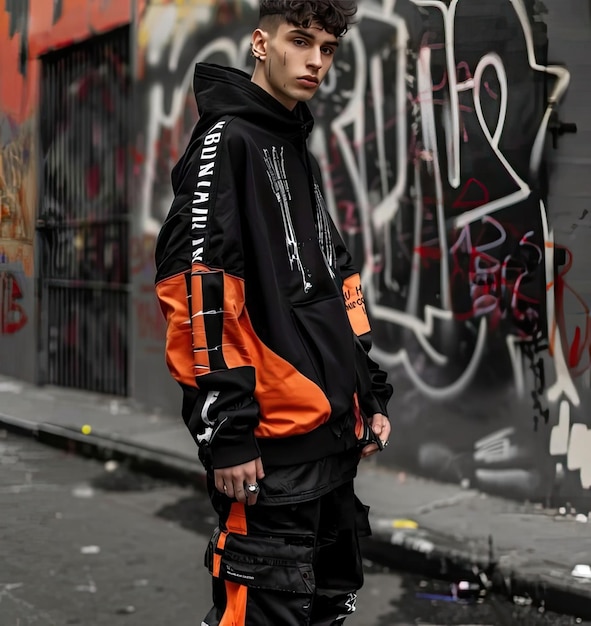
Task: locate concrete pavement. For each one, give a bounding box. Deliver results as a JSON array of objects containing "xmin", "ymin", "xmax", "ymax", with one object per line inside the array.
[{"xmin": 1, "ymin": 374, "xmax": 591, "ymax": 621}]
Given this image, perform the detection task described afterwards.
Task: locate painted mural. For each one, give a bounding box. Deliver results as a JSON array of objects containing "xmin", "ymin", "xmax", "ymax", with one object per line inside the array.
[
  {"xmin": 135, "ymin": 0, "xmax": 589, "ymax": 505},
  {"xmin": 0, "ymin": 0, "xmax": 36, "ymax": 286}
]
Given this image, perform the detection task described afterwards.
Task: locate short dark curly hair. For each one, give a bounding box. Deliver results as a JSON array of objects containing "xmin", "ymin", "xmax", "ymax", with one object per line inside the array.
[{"xmin": 259, "ymin": 0, "xmax": 357, "ymax": 37}]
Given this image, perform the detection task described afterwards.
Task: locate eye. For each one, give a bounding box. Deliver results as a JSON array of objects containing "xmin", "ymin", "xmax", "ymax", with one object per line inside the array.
[
  {"xmin": 321, "ymin": 46, "xmax": 335, "ymax": 56},
  {"xmin": 293, "ymin": 38, "xmax": 307, "ymax": 47}
]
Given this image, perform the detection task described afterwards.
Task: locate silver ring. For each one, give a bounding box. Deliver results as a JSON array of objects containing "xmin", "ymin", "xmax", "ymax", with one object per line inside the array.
[
  {"xmin": 223, "ymin": 484, "xmax": 227, "ymax": 491},
  {"xmin": 246, "ymin": 482, "xmax": 260, "ymax": 495},
  {"xmin": 381, "ymin": 440, "xmax": 389, "ymax": 448}
]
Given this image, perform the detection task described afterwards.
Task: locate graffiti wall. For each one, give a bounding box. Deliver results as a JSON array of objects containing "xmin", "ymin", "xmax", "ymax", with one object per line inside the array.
[
  {"xmin": 1, "ymin": 0, "xmax": 41, "ymax": 379},
  {"xmin": 135, "ymin": 0, "xmax": 589, "ymax": 505},
  {"xmin": 315, "ymin": 0, "xmax": 590, "ymax": 506},
  {"xmin": 322, "ymin": 0, "xmax": 578, "ymax": 504},
  {"xmin": 0, "ymin": 0, "xmax": 132, "ymax": 381},
  {"xmin": 131, "ymin": 0, "xmax": 259, "ymax": 407},
  {"xmin": 0, "ymin": 109, "xmax": 35, "ymax": 380},
  {"xmin": 2, "ymin": 0, "xmax": 587, "ymax": 504}
]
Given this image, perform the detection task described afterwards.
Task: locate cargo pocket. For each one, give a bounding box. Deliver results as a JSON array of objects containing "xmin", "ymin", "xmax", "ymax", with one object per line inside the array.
[
  {"xmin": 354, "ymin": 496, "xmax": 372, "ymax": 538},
  {"xmin": 204, "ymin": 528, "xmax": 316, "ymax": 625},
  {"xmin": 210, "ymin": 530, "xmax": 315, "ymax": 592}
]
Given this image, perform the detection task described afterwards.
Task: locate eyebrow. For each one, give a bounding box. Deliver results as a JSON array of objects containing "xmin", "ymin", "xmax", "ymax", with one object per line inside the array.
[{"xmin": 288, "ymin": 28, "xmax": 340, "ymax": 48}]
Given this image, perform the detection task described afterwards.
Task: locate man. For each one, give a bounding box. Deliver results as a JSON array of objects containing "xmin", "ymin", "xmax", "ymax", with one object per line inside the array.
[{"xmin": 155, "ymin": 1, "xmax": 393, "ymax": 624}]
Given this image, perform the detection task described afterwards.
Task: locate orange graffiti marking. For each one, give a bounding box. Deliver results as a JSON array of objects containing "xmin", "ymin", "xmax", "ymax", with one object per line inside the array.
[
  {"xmin": 0, "ymin": 0, "xmax": 132, "ymax": 121},
  {"xmin": 29, "ymin": 0, "xmax": 132, "ymax": 57},
  {"xmin": 0, "ymin": 6, "xmax": 33, "ymax": 119}
]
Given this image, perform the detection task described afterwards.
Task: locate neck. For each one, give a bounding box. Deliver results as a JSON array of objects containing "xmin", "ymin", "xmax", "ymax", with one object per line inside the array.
[{"xmin": 251, "ymin": 65, "xmax": 298, "ymax": 111}]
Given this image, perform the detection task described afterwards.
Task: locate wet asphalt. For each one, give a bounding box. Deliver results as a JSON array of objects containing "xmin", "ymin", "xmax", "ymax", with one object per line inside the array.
[{"xmin": 2, "ymin": 430, "xmax": 589, "ymax": 626}]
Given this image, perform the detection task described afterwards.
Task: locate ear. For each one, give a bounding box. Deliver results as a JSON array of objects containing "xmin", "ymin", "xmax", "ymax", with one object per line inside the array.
[{"xmin": 251, "ymin": 28, "xmax": 268, "ymax": 61}]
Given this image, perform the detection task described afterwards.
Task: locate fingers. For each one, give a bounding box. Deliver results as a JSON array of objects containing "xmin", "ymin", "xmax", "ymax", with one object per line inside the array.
[
  {"xmin": 219, "ymin": 476, "xmax": 242, "ymax": 501},
  {"xmin": 223, "ymin": 474, "xmax": 249, "ymax": 503},
  {"xmin": 370, "ymin": 413, "xmax": 389, "ymax": 437},
  {"xmin": 360, "ymin": 414, "xmax": 391, "ymax": 459},
  {"xmin": 255, "ymin": 457, "xmax": 265, "ymax": 480},
  {"xmin": 214, "ymin": 459, "xmax": 263, "ymax": 505},
  {"xmin": 231, "ymin": 476, "xmax": 259, "ymax": 505},
  {"xmin": 214, "ymin": 473, "xmax": 226, "ymax": 495},
  {"xmin": 371, "ymin": 413, "xmax": 391, "ymax": 449},
  {"xmin": 361, "ymin": 442, "xmax": 379, "ymax": 458},
  {"xmin": 244, "ymin": 479, "xmax": 260, "ymax": 506},
  {"xmin": 233, "ymin": 479, "xmax": 247, "ymax": 503}
]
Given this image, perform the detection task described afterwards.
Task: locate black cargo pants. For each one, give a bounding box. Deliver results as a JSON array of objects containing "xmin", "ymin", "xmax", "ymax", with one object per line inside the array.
[{"xmin": 202, "ymin": 480, "xmax": 370, "ymax": 626}]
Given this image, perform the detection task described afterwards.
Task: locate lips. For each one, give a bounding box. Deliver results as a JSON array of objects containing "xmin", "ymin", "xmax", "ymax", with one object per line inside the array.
[{"xmin": 298, "ymin": 76, "xmax": 319, "ymax": 87}]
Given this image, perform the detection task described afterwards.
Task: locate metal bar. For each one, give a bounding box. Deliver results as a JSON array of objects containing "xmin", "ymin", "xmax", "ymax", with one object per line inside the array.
[
  {"xmin": 37, "ymin": 27, "xmax": 131, "ymax": 397},
  {"xmin": 43, "ymin": 278, "xmax": 131, "ymax": 292},
  {"xmin": 37, "ymin": 215, "xmax": 130, "ymax": 230}
]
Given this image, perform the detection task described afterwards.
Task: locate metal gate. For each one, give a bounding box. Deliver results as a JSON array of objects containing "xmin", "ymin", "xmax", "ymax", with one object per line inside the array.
[{"xmin": 37, "ymin": 27, "xmax": 131, "ymax": 396}]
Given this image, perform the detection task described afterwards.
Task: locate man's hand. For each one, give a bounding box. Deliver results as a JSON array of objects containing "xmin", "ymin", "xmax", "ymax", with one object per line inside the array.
[
  {"xmin": 361, "ymin": 413, "xmax": 391, "ymax": 458},
  {"xmin": 214, "ymin": 457, "xmax": 265, "ymax": 505}
]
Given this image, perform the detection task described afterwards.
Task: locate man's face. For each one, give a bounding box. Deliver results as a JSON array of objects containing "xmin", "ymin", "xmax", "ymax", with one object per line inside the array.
[{"xmin": 252, "ymin": 21, "xmax": 339, "ymax": 110}]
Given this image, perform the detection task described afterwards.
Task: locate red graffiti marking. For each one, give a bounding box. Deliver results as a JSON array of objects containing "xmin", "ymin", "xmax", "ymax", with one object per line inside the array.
[
  {"xmin": 338, "ymin": 200, "xmax": 361, "ymax": 236},
  {"xmin": 550, "ymin": 245, "xmax": 591, "ymax": 376},
  {"xmin": 449, "ymin": 218, "xmax": 542, "ymax": 333},
  {"xmin": 1, "ymin": 271, "xmax": 28, "ymax": 334},
  {"xmin": 452, "ymin": 178, "xmax": 490, "ymax": 210},
  {"xmin": 414, "ymin": 245, "xmax": 442, "ymax": 268}
]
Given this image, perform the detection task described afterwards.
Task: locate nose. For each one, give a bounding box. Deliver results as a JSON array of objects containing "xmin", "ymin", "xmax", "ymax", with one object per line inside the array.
[{"xmin": 307, "ymin": 46, "xmax": 323, "ymax": 70}]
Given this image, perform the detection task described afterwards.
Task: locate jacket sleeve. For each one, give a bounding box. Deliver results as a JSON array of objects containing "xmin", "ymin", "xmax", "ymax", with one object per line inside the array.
[
  {"xmin": 155, "ymin": 120, "xmax": 260, "ymax": 469},
  {"xmin": 335, "ymin": 230, "xmax": 393, "ymax": 417}
]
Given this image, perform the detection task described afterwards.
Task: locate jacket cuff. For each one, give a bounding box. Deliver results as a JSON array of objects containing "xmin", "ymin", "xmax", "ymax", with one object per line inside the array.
[
  {"xmin": 209, "ymin": 431, "xmax": 261, "ymax": 469},
  {"xmin": 361, "ymin": 393, "xmax": 390, "ymax": 419}
]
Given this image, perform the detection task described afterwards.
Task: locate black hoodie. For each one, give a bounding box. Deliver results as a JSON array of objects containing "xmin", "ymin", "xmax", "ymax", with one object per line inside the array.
[{"xmin": 155, "ymin": 63, "xmax": 392, "ymax": 478}]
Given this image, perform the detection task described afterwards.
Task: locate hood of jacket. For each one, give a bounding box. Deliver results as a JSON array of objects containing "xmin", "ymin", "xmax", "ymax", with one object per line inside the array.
[{"xmin": 192, "ymin": 62, "xmax": 315, "ymax": 141}]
